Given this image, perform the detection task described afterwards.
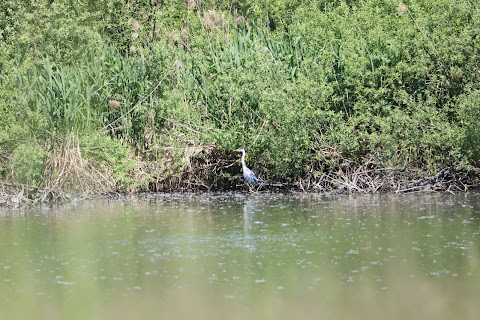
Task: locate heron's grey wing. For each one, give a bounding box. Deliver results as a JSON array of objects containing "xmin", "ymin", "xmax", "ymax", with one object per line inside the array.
[{"xmin": 243, "ymin": 168, "xmax": 259, "ymax": 186}]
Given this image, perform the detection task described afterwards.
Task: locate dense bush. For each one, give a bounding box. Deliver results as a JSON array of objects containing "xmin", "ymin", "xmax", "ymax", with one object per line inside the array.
[
  {"xmin": 8, "ymin": 143, "xmax": 47, "ymax": 187},
  {"xmin": 0, "ymin": 0, "xmax": 479, "ymax": 193}
]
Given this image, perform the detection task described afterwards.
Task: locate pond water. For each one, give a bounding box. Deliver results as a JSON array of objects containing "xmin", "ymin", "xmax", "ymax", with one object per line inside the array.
[{"xmin": 1, "ymin": 192, "xmax": 480, "ymax": 319}]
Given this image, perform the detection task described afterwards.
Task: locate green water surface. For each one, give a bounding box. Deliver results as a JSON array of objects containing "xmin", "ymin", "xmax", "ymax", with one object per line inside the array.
[{"xmin": 1, "ymin": 193, "xmax": 479, "ymax": 319}]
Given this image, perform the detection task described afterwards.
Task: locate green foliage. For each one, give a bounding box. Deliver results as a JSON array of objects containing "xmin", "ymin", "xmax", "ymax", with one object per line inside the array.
[
  {"xmin": 458, "ymin": 90, "xmax": 480, "ymax": 164},
  {"xmin": 8, "ymin": 144, "xmax": 47, "ymax": 187},
  {"xmin": 81, "ymin": 134, "xmax": 141, "ymax": 192},
  {"xmin": 1, "ymin": 0, "xmax": 479, "ymax": 192},
  {"xmin": 23, "ymin": 59, "xmax": 97, "ymax": 140}
]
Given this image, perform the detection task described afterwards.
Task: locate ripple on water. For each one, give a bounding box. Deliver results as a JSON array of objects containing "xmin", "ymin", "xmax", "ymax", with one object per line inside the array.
[{"xmin": 1, "ymin": 192, "xmax": 480, "ymax": 300}]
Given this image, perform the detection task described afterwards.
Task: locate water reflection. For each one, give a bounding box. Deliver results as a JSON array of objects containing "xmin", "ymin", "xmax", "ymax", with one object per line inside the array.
[{"xmin": 243, "ymin": 198, "xmax": 260, "ymax": 234}]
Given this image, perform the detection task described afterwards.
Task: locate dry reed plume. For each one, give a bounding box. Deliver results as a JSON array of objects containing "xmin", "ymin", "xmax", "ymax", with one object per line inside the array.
[
  {"xmin": 128, "ymin": 18, "xmax": 140, "ymax": 31},
  {"xmin": 397, "ymin": 3, "xmax": 408, "ymax": 14},
  {"xmin": 109, "ymin": 100, "xmax": 121, "ymax": 109},
  {"xmin": 203, "ymin": 10, "xmax": 227, "ymax": 31},
  {"xmin": 187, "ymin": 0, "xmax": 196, "ymax": 10}
]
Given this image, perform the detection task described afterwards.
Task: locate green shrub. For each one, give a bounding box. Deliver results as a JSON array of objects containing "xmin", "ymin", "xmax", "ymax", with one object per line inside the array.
[
  {"xmin": 458, "ymin": 90, "xmax": 480, "ymax": 165},
  {"xmin": 81, "ymin": 134, "xmax": 141, "ymax": 192},
  {"xmin": 1, "ymin": 0, "xmax": 479, "ymax": 192},
  {"xmin": 8, "ymin": 144, "xmax": 47, "ymax": 187}
]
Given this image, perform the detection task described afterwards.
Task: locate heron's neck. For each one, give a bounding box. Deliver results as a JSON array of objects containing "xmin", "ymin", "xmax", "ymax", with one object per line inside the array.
[{"xmin": 241, "ymin": 151, "xmax": 246, "ymax": 168}]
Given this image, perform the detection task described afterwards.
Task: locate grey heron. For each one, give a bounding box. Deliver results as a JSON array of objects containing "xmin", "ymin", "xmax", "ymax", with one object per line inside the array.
[{"xmin": 235, "ymin": 148, "xmax": 259, "ymax": 187}]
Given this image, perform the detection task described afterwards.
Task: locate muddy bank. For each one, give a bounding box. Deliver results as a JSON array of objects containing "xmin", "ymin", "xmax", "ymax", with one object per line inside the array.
[
  {"xmin": 3, "ymin": 166, "xmax": 478, "ymax": 208},
  {"xmin": 151, "ymin": 164, "xmax": 480, "ymax": 194}
]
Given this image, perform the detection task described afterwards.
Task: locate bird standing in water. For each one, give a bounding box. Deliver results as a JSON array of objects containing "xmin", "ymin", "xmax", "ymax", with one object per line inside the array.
[{"xmin": 235, "ymin": 148, "xmax": 259, "ymax": 187}]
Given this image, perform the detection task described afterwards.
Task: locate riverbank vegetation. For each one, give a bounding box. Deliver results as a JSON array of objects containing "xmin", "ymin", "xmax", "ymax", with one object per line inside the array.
[{"xmin": 1, "ymin": 0, "xmax": 479, "ymax": 203}]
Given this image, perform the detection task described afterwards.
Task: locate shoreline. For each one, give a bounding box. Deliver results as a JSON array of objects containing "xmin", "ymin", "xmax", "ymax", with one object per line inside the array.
[{"xmin": 2, "ymin": 166, "xmax": 478, "ymax": 208}]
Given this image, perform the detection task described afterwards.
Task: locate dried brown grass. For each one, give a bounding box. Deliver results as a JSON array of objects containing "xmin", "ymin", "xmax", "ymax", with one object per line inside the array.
[{"xmin": 42, "ymin": 133, "xmax": 115, "ymax": 197}]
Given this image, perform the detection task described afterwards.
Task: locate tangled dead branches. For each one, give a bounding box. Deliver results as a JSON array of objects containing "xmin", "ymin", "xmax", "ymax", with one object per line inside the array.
[
  {"xmin": 147, "ymin": 145, "xmax": 243, "ymax": 191},
  {"xmin": 297, "ymin": 166, "xmax": 480, "ymax": 194},
  {"xmin": 148, "ymin": 148, "xmax": 480, "ymax": 194}
]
